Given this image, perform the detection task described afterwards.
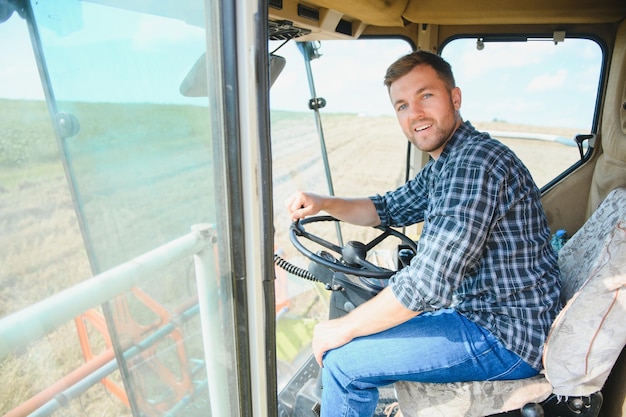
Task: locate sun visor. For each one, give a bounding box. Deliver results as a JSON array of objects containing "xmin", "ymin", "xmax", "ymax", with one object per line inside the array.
[
  {"xmin": 269, "ymin": 54, "xmax": 286, "ymax": 87},
  {"xmin": 179, "ymin": 52, "xmax": 208, "ymax": 97},
  {"xmin": 180, "ymin": 52, "xmax": 286, "ymax": 97}
]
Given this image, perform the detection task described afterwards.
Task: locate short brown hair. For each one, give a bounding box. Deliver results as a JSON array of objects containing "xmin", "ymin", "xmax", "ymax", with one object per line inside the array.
[{"xmin": 384, "ymin": 50, "xmax": 456, "ymax": 90}]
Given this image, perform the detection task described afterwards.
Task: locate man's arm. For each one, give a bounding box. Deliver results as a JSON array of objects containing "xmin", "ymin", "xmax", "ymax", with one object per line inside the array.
[
  {"xmin": 312, "ymin": 286, "xmax": 420, "ymax": 366},
  {"xmin": 286, "ymin": 191, "xmax": 381, "ymax": 226}
]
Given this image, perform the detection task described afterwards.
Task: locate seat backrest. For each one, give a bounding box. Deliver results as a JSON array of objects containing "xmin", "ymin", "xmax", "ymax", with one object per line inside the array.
[{"xmin": 543, "ymin": 187, "xmax": 626, "ymax": 396}]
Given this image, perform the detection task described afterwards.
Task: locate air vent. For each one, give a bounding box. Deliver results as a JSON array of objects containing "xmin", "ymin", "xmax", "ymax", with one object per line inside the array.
[
  {"xmin": 297, "ymin": 4, "xmax": 319, "ymax": 21},
  {"xmin": 269, "ymin": 0, "xmax": 282, "ymax": 10},
  {"xmin": 335, "ymin": 19, "xmax": 352, "ymax": 36}
]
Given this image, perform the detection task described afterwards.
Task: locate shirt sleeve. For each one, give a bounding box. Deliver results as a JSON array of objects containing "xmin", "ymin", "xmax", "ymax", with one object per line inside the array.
[
  {"xmin": 369, "ymin": 168, "xmax": 430, "ymax": 227},
  {"xmin": 389, "ymin": 161, "xmax": 503, "ymax": 312}
]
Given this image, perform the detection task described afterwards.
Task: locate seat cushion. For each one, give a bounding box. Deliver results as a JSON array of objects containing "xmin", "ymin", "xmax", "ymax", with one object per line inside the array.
[
  {"xmin": 395, "ymin": 375, "xmax": 551, "ymax": 417},
  {"xmin": 543, "ymin": 188, "xmax": 626, "ymax": 396}
]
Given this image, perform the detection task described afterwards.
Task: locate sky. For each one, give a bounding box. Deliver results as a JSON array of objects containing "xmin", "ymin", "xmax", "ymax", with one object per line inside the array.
[
  {"xmin": 0, "ymin": 15, "xmax": 46, "ymax": 100},
  {"xmin": 1, "ymin": 4, "xmax": 603, "ymax": 130},
  {"xmin": 0, "ymin": 4, "xmax": 207, "ymax": 105}
]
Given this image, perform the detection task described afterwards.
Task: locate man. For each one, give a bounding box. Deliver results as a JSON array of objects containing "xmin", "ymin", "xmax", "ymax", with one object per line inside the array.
[{"xmin": 286, "ymin": 51, "xmax": 561, "ymax": 417}]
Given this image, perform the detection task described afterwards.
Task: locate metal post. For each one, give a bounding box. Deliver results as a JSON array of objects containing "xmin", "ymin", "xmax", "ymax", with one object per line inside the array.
[
  {"xmin": 298, "ymin": 41, "xmax": 343, "ymax": 246},
  {"xmin": 191, "ymin": 223, "xmax": 232, "ymax": 417}
]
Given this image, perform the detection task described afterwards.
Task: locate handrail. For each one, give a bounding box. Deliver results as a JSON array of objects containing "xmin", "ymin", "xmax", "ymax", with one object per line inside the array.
[
  {"xmin": 28, "ymin": 304, "xmax": 201, "ymax": 417},
  {"xmin": 0, "ymin": 226, "xmax": 211, "ymax": 361},
  {"xmin": 0, "ymin": 223, "xmax": 233, "ymax": 417},
  {"xmin": 3, "ymin": 299, "xmax": 200, "ymax": 417}
]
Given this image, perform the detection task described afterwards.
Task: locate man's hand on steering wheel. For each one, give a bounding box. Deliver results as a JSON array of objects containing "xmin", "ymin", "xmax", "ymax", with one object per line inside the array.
[
  {"xmin": 290, "ymin": 216, "xmax": 417, "ymax": 279},
  {"xmin": 287, "ymin": 191, "xmax": 325, "ymax": 221}
]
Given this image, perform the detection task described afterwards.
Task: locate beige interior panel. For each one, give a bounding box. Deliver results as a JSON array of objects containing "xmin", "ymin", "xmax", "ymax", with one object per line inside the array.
[
  {"xmin": 305, "ymin": 0, "xmax": 408, "ymax": 27},
  {"xmin": 588, "ymin": 19, "xmax": 626, "ymax": 214},
  {"xmin": 401, "ymin": 0, "xmax": 626, "ymax": 25},
  {"xmin": 275, "ymin": 0, "xmax": 626, "ymax": 36},
  {"xmin": 541, "ymin": 160, "xmax": 596, "ymax": 235}
]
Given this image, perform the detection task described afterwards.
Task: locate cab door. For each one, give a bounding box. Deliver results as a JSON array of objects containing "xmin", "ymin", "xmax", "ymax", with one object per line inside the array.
[{"xmin": 0, "ymin": 1, "xmax": 272, "ymax": 416}]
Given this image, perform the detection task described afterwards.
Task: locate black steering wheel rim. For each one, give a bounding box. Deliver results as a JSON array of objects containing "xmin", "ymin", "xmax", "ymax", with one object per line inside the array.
[{"xmin": 289, "ymin": 215, "xmax": 417, "ymax": 278}]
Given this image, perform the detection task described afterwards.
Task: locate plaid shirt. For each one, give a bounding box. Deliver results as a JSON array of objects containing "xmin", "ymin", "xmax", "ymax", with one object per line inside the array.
[{"xmin": 370, "ymin": 121, "xmax": 561, "ymax": 370}]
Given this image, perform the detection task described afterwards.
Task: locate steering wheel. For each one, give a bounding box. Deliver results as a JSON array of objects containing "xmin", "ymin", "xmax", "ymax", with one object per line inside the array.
[{"xmin": 289, "ymin": 215, "xmax": 417, "ymax": 278}]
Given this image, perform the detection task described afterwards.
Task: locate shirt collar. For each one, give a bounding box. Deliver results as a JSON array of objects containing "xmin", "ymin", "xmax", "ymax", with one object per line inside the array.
[{"xmin": 430, "ymin": 120, "xmax": 474, "ymax": 174}]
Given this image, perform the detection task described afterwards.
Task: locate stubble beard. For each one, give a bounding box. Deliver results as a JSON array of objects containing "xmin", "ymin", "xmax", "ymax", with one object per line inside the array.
[
  {"xmin": 409, "ymin": 111, "xmax": 462, "ymax": 155},
  {"xmin": 409, "ymin": 122, "xmax": 452, "ymax": 154}
]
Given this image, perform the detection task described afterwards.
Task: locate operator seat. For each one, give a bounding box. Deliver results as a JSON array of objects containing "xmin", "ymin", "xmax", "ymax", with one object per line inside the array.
[{"xmin": 395, "ymin": 187, "xmax": 626, "ymax": 417}]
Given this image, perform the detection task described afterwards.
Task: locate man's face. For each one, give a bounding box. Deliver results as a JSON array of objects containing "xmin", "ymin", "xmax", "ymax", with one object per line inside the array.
[{"xmin": 389, "ymin": 64, "xmax": 462, "ymax": 160}]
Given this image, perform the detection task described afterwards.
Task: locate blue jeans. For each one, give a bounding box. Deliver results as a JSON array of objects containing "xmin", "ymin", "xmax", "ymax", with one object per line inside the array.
[{"xmin": 320, "ymin": 308, "xmax": 538, "ymax": 417}]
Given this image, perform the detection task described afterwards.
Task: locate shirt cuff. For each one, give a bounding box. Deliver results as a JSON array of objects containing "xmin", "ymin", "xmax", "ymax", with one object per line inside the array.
[
  {"xmin": 369, "ymin": 194, "xmax": 389, "ymax": 227},
  {"xmin": 388, "ymin": 269, "xmax": 433, "ymax": 312}
]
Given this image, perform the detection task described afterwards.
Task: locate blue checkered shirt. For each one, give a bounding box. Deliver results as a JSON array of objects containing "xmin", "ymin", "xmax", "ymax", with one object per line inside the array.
[{"xmin": 370, "ymin": 121, "xmax": 561, "ymax": 370}]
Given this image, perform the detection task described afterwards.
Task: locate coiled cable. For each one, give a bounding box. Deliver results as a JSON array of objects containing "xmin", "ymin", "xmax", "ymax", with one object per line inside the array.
[{"xmin": 273, "ymin": 253, "xmax": 319, "ymax": 282}]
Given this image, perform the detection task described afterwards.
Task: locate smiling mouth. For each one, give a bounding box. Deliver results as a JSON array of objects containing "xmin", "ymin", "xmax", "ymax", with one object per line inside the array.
[{"xmin": 414, "ymin": 124, "xmax": 432, "ymax": 133}]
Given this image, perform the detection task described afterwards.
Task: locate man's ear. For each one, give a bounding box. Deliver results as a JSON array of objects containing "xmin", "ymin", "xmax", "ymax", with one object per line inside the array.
[{"xmin": 452, "ymin": 87, "xmax": 462, "ymax": 110}]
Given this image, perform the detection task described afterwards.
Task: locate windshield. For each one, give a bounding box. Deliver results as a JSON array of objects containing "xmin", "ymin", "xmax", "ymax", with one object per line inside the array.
[{"xmin": 269, "ymin": 38, "xmax": 412, "ymax": 392}]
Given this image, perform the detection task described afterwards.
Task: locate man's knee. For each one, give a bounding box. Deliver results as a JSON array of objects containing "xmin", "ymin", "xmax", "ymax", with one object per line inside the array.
[
  {"xmin": 322, "ymin": 348, "xmax": 342, "ymax": 373},
  {"xmin": 322, "ymin": 346, "xmax": 360, "ymax": 383}
]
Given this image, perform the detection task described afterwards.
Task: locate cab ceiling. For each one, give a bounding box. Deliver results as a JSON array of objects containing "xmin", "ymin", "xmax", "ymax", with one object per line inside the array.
[{"xmin": 269, "ymin": 0, "xmax": 626, "ymax": 39}]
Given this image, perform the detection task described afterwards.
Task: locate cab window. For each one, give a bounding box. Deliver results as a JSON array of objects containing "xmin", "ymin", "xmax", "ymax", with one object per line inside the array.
[
  {"xmin": 441, "ymin": 36, "xmax": 603, "ymax": 188},
  {"xmin": 269, "ymin": 37, "xmax": 412, "ymax": 390}
]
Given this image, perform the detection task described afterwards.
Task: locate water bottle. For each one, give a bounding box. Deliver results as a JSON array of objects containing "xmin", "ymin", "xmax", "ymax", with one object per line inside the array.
[{"xmin": 551, "ymin": 229, "xmax": 567, "ymax": 253}]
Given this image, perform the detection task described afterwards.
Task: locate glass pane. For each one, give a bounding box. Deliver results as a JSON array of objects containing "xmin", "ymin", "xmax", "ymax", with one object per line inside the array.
[
  {"xmin": 1, "ymin": 1, "xmax": 240, "ymax": 416},
  {"xmin": 271, "ymin": 38, "xmax": 413, "ymax": 251},
  {"xmin": 441, "ymin": 37, "xmax": 602, "ymax": 187},
  {"xmin": 270, "ymin": 38, "xmax": 411, "ymax": 393}
]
